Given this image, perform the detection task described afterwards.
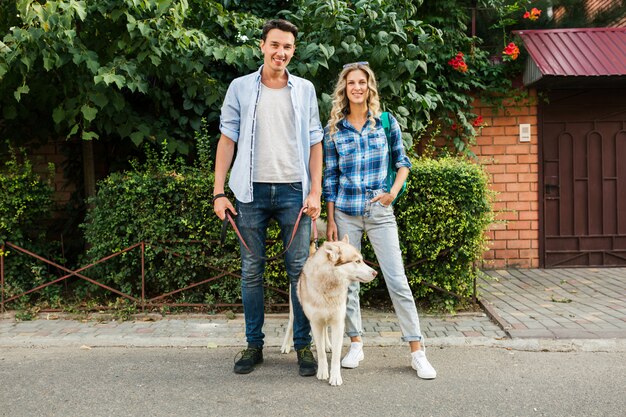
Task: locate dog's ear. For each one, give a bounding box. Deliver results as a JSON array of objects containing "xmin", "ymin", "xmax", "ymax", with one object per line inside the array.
[
  {"xmin": 324, "ymin": 243, "xmax": 340, "ymax": 263},
  {"xmin": 341, "ymin": 234, "xmax": 350, "ymax": 244}
]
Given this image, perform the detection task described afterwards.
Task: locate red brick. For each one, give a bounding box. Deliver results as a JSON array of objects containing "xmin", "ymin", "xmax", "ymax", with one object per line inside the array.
[
  {"xmin": 495, "ymin": 249, "xmax": 520, "ymax": 258},
  {"xmin": 518, "ymin": 154, "xmax": 538, "ymax": 164},
  {"xmin": 508, "ymin": 220, "xmax": 532, "ymax": 230},
  {"xmin": 480, "ymin": 145, "xmax": 507, "ymax": 155},
  {"xmin": 519, "ymin": 210, "xmax": 538, "ymax": 220},
  {"xmin": 518, "ymin": 173, "xmax": 538, "ymax": 182},
  {"xmin": 496, "ymin": 210, "xmax": 518, "ymax": 221},
  {"xmin": 508, "ymin": 202, "xmax": 531, "ymax": 211},
  {"xmin": 495, "ymin": 230, "xmax": 519, "ymax": 240},
  {"xmin": 519, "ymin": 230, "xmax": 538, "ymax": 239},
  {"xmin": 480, "ymin": 126, "xmax": 506, "ymax": 136},
  {"xmin": 497, "ymin": 192, "xmax": 521, "ymax": 202},
  {"xmin": 489, "ymin": 239, "xmax": 507, "ymax": 249},
  {"xmin": 490, "ymin": 183, "xmax": 507, "ymax": 192},
  {"xmin": 506, "ymin": 145, "xmax": 533, "ymax": 154},
  {"xmin": 508, "ymin": 239, "xmax": 532, "ymax": 249},
  {"xmin": 506, "ymin": 182, "xmax": 531, "ymax": 192},
  {"xmin": 475, "ymin": 136, "xmax": 493, "ymax": 146},
  {"xmin": 493, "ymin": 116, "xmax": 518, "ymax": 126},
  {"xmin": 493, "ymin": 154, "xmax": 518, "ymax": 164},
  {"xmin": 518, "ymin": 191, "xmax": 537, "ymax": 201},
  {"xmin": 485, "ymin": 164, "xmax": 506, "ymax": 174},
  {"xmin": 492, "ymin": 173, "xmax": 518, "ymax": 183},
  {"xmin": 518, "ymin": 116, "xmax": 537, "ymax": 124},
  {"xmin": 506, "ymin": 164, "xmax": 530, "ymax": 174}
]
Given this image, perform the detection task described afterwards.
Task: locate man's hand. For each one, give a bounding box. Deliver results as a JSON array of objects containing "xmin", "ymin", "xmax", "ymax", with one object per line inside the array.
[
  {"xmin": 213, "ymin": 196, "xmax": 237, "ymax": 220},
  {"xmin": 303, "ymin": 191, "xmax": 321, "ymax": 220}
]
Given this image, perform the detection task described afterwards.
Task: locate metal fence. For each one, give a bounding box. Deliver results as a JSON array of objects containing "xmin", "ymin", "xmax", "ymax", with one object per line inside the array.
[{"xmin": 1, "ymin": 240, "xmax": 474, "ymax": 313}]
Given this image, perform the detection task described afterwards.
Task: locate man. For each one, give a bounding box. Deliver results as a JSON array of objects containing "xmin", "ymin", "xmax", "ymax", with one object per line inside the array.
[{"xmin": 212, "ymin": 19, "xmax": 323, "ymax": 377}]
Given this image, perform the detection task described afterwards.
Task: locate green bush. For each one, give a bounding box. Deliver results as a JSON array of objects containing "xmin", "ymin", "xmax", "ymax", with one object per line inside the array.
[
  {"xmin": 360, "ymin": 157, "xmax": 494, "ymax": 311},
  {"xmin": 0, "ymin": 147, "xmax": 57, "ymax": 303},
  {"xmin": 81, "ymin": 146, "xmax": 492, "ymax": 311},
  {"xmin": 79, "ymin": 140, "xmax": 289, "ymax": 306}
]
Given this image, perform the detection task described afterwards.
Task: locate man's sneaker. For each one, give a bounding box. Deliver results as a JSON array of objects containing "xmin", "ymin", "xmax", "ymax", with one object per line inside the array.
[
  {"xmin": 411, "ymin": 350, "xmax": 437, "ymax": 379},
  {"xmin": 233, "ymin": 347, "xmax": 263, "ymax": 374},
  {"xmin": 341, "ymin": 342, "xmax": 364, "ymax": 368},
  {"xmin": 296, "ymin": 345, "xmax": 318, "ymax": 377}
]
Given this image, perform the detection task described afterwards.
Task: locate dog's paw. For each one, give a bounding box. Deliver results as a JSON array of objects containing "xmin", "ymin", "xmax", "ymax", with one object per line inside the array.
[
  {"xmin": 317, "ymin": 367, "xmax": 329, "ymax": 381},
  {"xmin": 280, "ymin": 344, "xmax": 291, "ymax": 354},
  {"xmin": 328, "ymin": 372, "xmax": 343, "ymax": 386}
]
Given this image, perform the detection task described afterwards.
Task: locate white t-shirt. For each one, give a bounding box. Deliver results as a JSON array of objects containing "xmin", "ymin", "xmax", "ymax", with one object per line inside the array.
[{"xmin": 253, "ymin": 84, "xmax": 301, "ymax": 183}]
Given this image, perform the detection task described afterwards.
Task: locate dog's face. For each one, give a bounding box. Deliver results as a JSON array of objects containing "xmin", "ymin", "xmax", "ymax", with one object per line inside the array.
[{"xmin": 323, "ymin": 235, "xmax": 377, "ymax": 283}]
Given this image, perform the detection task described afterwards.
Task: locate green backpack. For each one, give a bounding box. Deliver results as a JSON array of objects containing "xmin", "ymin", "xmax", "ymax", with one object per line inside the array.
[{"xmin": 381, "ymin": 112, "xmax": 407, "ymax": 204}]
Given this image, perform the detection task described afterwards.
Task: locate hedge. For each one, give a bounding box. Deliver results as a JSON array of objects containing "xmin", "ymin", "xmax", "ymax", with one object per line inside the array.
[
  {"xmin": 80, "ymin": 153, "xmax": 492, "ymax": 310},
  {"xmin": 0, "ymin": 147, "xmax": 58, "ymax": 305}
]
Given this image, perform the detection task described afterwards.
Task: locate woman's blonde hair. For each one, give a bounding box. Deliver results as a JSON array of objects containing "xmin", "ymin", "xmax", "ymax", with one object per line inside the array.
[{"xmin": 327, "ymin": 63, "xmax": 381, "ymax": 139}]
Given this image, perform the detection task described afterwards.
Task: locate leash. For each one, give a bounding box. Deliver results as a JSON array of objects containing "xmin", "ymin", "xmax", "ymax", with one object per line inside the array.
[{"xmin": 221, "ymin": 206, "xmax": 318, "ymax": 260}]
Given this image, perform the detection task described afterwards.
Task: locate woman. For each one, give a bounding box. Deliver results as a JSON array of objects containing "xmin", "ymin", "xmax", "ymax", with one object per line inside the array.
[{"xmin": 322, "ymin": 62, "xmax": 436, "ymax": 379}]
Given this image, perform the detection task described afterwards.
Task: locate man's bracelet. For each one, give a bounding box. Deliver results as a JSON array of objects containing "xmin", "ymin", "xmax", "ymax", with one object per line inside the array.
[{"xmin": 212, "ymin": 193, "xmax": 228, "ymax": 203}]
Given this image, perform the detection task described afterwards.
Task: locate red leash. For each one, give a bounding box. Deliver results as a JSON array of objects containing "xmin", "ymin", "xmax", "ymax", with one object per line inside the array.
[{"xmin": 222, "ymin": 206, "xmax": 318, "ymax": 260}]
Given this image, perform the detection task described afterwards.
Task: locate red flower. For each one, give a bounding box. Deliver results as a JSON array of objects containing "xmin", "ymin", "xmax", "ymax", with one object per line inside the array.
[
  {"xmin": 472, "ymin": 115, "xmax": 484, "ymax": 127},
  {"xmin": 448, "ymin": 52, "xmax": 468, "ymax": 73},
  {"xmin": 503, "ymin": 42, "xmax": 520, "ymax": 60},
  {"xmin": 523, "ymin": 8, "xmax": 541, "ymax": 21}
]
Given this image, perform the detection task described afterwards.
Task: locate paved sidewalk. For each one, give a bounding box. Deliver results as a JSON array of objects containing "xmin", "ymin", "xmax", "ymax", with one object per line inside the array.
[
  {"xmin": 1, "ymin": 268, "xmax": 625, "ymax": 352},
  {"xmin": 479, "ymin": 267, "xmax": 626, "ymax": 341}
]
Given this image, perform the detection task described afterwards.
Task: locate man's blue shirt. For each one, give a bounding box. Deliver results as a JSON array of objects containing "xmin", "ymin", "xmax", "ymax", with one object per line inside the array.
[{"xmin": 219, "ymin": 66, "xmax": 323, "ymax": 203}]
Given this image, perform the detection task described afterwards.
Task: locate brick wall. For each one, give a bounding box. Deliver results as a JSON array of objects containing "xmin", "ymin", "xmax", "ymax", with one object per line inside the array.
[{"xmin": 471, "ymin": 89, "xmax": 540, "ymax": 268}]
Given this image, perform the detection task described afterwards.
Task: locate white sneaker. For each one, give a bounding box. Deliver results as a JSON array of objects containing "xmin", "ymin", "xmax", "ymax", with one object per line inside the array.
[
  {"xmin": 341, "ymin": 342, "xmax": 364, "ymax": 368},
  {"xmin": 411, "ymin": 350, "xmax": 437, "ymax": 379}
]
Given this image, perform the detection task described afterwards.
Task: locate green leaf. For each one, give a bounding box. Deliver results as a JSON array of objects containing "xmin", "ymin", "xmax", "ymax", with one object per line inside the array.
[
  {"xmin": 14, "ymin": 85, "xmax": 30, "ymax": 102},
  {"xmin": 52, "ymin": 107, "xmax": 65, "ymax": 124},
  {"xmin": 130, "ymin": 131, "xmax": 144, "ymax": 147},
  {"xmin": 81, "ymin": 104, "xmax": 98, "ymax": 122},
  {"xmin": 82, "ymin": 130, "xmax": 99, "ymax": 140}
]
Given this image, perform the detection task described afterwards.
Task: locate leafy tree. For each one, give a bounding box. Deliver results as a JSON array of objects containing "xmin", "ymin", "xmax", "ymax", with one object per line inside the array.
[
  {"xmin": 283, "ymin": 0, "xmax": 443, "ymax": 150},
  {"xmin": 0, "ymin": 0, "xmax": 221, "ymax": 155}
]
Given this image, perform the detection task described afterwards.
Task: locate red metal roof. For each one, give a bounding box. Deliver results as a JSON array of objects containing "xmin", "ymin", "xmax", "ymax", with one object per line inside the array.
[{"xmin": 513, "ymin": 28, "xmax": 626, "ymax": 77}]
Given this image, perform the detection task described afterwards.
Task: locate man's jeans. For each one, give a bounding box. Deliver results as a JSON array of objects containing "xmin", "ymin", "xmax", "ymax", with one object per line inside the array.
[
  {"xmin": 235, "ymin": 182, "xmax": 312, "ymax": 350},
  {"xmin": 334, "ymin": 190, "xmax": 424, "ymax": 343}
]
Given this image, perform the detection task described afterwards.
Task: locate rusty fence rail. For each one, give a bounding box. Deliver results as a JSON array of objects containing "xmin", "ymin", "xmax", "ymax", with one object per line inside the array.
[
  {"xmin": 0, "ymin": 241, "xmax": 290, "ymax": 313},
  {"xmin": 0, "ymin": 241, "xmax": 474, "ymax": 313}
]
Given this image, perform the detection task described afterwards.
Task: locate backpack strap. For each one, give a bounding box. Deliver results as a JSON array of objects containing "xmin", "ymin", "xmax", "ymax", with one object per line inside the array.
[{"xmin": 381, "ymin": 111, "xmax": 391, "ymax": 141}]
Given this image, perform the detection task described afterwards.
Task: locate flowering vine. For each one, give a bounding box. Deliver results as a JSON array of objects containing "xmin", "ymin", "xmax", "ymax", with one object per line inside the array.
[
  {"xmin": 448, "ymin": 52, "xmax": 468, "ymax": 73},
  {"xmin": 523, "ymin": 7, "xmax": 541, "ymax": 21},
  {"xmin": 502, "ymin": 42, "xmax": 520, "ymax": 61}
]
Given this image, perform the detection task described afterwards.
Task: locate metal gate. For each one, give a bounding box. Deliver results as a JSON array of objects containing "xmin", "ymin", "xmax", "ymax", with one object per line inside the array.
[{"xmin": 541, "ymin": 88, "xmax": 626, "ymax": 267}]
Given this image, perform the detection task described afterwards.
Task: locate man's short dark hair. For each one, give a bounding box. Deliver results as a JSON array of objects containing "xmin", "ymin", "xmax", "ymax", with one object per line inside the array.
[{"xmin": 261, "ymin": 19, "xmax": 298, "ymax": 41}]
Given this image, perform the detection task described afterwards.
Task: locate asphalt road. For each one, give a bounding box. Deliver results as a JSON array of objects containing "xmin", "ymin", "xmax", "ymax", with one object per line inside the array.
[{"xmin": 1, "ymin": 346, "xmax": 624, "ymax": 417}]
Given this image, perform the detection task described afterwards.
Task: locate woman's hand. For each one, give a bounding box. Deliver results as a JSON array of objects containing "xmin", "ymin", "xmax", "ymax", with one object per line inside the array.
[
  {"xmin": 371, "ymin": 192, "xmax": 395, "ymax": 207},
  {"xmin": 326, "ymin": 220, "xmax": 338, "ymax": 241}
]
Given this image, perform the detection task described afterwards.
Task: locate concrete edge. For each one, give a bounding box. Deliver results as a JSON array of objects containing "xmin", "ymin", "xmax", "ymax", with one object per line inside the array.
[{"xmin": 3, "ymin": 337, "xmax": 625, "ymax": 353}]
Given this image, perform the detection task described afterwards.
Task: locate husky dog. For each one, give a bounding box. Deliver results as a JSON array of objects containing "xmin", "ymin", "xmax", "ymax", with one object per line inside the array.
[
  {"xmin": 297, "ymin": 235, "xmax": 377, "ymax": 386},
  {"xmin": 280, "ymin": 218, "xmax": 329, "ymax": 354}
]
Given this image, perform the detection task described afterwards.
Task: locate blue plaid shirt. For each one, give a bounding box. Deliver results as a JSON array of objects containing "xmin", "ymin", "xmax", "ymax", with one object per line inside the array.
[{"xmin": 323, "ymin": 113, "xmax": 411, "ymax": 216}]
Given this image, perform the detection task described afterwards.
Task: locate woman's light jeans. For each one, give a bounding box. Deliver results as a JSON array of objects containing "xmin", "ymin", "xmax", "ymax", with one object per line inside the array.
[{"xmin": 334, "ymin": 191, "xmax": 424, "ymax": 343}]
